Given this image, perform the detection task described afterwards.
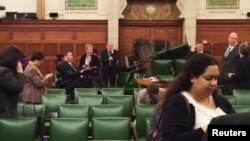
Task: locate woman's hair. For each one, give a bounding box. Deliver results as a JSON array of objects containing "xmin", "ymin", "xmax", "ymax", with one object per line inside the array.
[
  {"xmin": 85, "ymin": 43, "xmax": 93, "ymax": 51},
  {"xmin": 164, "ymin": 54, "xmax": 218, "ymax": 102},
  {"xmin": 238, "ymin": 42, "xmax": 250, "ymax": 56},
  {"xmin": 30, "ymin": 51, "xmax": 44, "ymax": 61},
  {"xmin": 146, "ymin": 83, "xmax": 159, "ymax": 104},
  {"xmin": 0, "ymin": 45, "xmax": 24, "ymax": 72}
]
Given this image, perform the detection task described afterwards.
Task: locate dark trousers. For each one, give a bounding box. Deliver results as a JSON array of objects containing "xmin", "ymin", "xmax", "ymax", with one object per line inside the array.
[{"xmin": 102, "ymin": 67, "xmax": 116, "ymax": 86}]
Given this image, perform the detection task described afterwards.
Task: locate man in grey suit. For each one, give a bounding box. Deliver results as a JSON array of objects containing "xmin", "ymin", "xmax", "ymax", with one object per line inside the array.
[{"xmin": 219, "ymin": 32, "xmax": 240, "ymax": 95}]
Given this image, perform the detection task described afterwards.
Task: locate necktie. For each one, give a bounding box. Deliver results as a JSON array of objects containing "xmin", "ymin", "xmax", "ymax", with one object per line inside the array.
[
  {"xmin": 108, "ymin": 51, "xmax": 112, "ymax": 67},
  {"xmin": 69, "ymin": 62, "xmax": 77, "ymax": 71},
  {"xmin": 224, "ymin": 47, "xmax": 232, "ymax": 57}
]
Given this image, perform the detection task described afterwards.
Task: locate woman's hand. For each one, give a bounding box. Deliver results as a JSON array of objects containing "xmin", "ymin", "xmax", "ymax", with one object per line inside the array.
[
  {"xmin": 16, "ymin": 61, "xmax": 23, "ymax": 73},
  {"xmin": 45, "ymin": 73, "xmax": 53, "ymax": 79}
]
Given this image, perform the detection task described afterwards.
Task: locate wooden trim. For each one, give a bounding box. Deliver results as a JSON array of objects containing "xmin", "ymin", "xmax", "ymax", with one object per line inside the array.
[{"xmin": 119, "ymin": 19, "xmax": 184, "ymax": 27}]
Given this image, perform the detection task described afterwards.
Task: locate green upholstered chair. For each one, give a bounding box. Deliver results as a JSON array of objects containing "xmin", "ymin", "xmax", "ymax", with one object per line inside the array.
[
  {"xmin": 23, "ymin": 104, "xmax": 46, "ymax": 117},
  {"xmin": 17, "ymin": 102, "xmax": 24, "ymax": 116},
  {"xmin": 92, "ymin": 117, "xmax": 131, "ymax": 140},
  {"xmin": 166, "ymin": 43, "xmax": 189, "ymax": 59},
  {"xmin": 77, "ymin": 94, "xmax": 104, "ymax": 105},
  {"xmin": 105, "ymin": 95, "xmax": 134, "ymax": 117},
  {"xmin": 50, "ymin": 118, "xmax": 89, "ymax": 141},
  {"xmin": 224, "ymin": 95, "xmax": 237, "ymax": 105},
  {"xmin": 46, "ymin": 88, "xmax": 66, "ymax": 94},
  {"xmin": 42, "ymin": 94, "xmax": 67, "ymax": 117},
  {"xmin": 135, "ymin": 105, "xmax": 155, "ymax": 141},
  {"xmin": 91, "ymin": 104, "xmax": 124, "ymax": 118},
  {"xmin": 101, "ymin": 88, "xmax": 124, "ymax": 96},
  {"xmin": 232, "ymin": 105, "xmax": 250, "ymax": 113},
  {"xmin": 233, "ymin": 89, "xmax": 250, "ymax": 105},
  {"xmin": 58, "ymin": 104, "xmax": 89, "ymax": 118},
  {"xmin": 115, "ymin": 71, "xmax": 131, "ymax": 88},
  {"xmin": 133, "ymin": 88, "xmax": 141, "ymax": 105},
  {"xmin": 152, "ymin": 59, "xmax": 174, "ymax": 83},
  {"xmin": 74, "ymin": 88, "xmax": 98, "ymax": 102},
  {"xmin": 174, "ymin": 59, "xmax": 186, "ymax": 76},
  {"xmin": 0, "ymin": 118, "xmax": 37, "ymax": 141}
]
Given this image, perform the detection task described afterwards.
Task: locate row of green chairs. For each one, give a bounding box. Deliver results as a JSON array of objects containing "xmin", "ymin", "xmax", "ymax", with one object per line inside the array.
[
  {"xmin": 225, "ymin": 89, "xmax": 250, "ymax": 113},
  {"xmin": 0, "ymin": 117, "xmax": 131, "ymax": 141}
]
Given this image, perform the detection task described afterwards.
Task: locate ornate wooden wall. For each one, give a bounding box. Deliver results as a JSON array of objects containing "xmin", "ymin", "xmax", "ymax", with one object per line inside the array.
[
  {"xmin": 119, "ymin": 20, "xmax": 183, "ymax": 67},
  {"xmin": 0, "ymin": 20, "xmax": 108, "ymax": 85},
  {"xmin": 197, "ymin": 19, "xmax": 250, "ymax": 67}
]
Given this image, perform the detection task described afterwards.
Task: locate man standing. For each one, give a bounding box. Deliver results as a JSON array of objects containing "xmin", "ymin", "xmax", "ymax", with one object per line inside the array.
[
  {"xmin": 219, "ymin": 32, "xmax": 240, "ymax": 95},
  {"xmin": 101, "ymin": 42, "xmax": 119, "ymax": 86}
]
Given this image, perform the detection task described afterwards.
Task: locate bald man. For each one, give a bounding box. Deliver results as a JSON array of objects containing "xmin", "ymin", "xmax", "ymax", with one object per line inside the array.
[
  {"xmin": 219, "ymin": 32, "xmax": 240, "ymax": 95},
  {"xmin": 101, "ymin": 42, "xmax": 119, "ymax": 86}
]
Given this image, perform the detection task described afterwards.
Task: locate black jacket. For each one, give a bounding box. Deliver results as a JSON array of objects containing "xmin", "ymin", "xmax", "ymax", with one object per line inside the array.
[
  {"xmin": 161, "ymin": 93, "xmax": 235, "ymax": 141},
  {"xmin": 0, "ymin": 66, "xmax": 25, "ymax": 117}
]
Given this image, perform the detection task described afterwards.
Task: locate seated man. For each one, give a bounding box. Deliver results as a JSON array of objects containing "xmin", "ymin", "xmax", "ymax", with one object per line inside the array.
[{"xmin": 56, "ymin": 51, "xmax": 89, "ymax": 101}]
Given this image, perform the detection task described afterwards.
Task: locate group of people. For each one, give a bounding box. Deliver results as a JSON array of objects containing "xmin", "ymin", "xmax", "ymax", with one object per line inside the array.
[
  {"xmin": 56, "ymin": 42, "xmax": 119, "ymax": 101},
  {"xmin": 0, "ymin": 32, "xmax": 249, "ymax": 141},
  {"xmin": 185, "ymin": 32, "xmax": 250, "ymax": 95}
]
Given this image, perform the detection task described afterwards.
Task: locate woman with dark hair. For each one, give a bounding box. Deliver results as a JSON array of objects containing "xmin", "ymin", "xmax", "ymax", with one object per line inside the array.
[
  {"xmin": 0, "ymin": 45, "xmax": 26, "ymax": 117},
  {"xmin": 160, "ymin": 54, "xmax": 235, "ymax": 141},
  {"xmin": 22, "ymin": 51, "xmax": 53, "ymax": 104}
]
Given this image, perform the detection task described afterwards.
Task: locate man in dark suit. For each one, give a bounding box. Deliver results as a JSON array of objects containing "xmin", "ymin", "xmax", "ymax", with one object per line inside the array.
[
  {"xmin": 219, "ymin": 32, "xmax": 240, "ymax": 95},
  {"xmin": 56, "ymin": 51, "xmax": 85, "ymax": 101},
  {"xmin": 228, "ymin": 42, "xmax": 250, "ymax": 90},
  {"xmin": 185, "ymin": 40, "xmax": 210, "ymax": 60},
  {"xmin": 101, "ymin": 42, "xmax": 119, "ymax": 86}
]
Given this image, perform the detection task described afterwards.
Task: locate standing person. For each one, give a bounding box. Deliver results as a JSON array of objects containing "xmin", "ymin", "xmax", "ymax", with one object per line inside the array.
[
  {"xmin": 219, "ymin": 32, "xmax": 240, "ymax": 95},
  {"xmin": 0, "ymin": 45, "xmax": 26, "ymax": 117},
  {"xmin": 22, "ymin": 51, "xmax": 53, "ymax": 104},
  {"xmin": 79, "ymin": 43, "xmax": 101, "ymax": 88},
  {"xmin": 185, "ymin": 40, "xmax": 210, "ymax": 60},
  {"xmin": 101, "ymin": 42, "xmax": 119, "ymax": 86},
  {"xmin": 228, "ymin": 42, "xmax": 250, "ymax": 90},
  {"xmin": 160, "ymin": 54, "xmax": 235, "ymax": 141}
]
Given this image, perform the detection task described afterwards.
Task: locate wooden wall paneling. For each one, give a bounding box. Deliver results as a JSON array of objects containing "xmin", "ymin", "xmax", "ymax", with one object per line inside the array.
[
  {"xmin": 12, "ymin": 31, "xmax": 41, "ymax": 41},
  {"xmin": 44, "ymin": 43, "xmax": 59, "ymax": 57},
  {"xmin": 0, "ymin": 31, "xmax": 11, "ymax": 41},
  {"xmin": 44, "ymin": 31, "xmax": 74, "ymax": 41},
  {"xmin": 28, "ymin": 43, "xmax": 43, "ymax": 55},
  {"xmin": 76, "ymin": 31, "xmax": 107, "ymax": 43},
  {"xmin": 0, "ymin": 43, "xmax": 9, "ymax": 52}
]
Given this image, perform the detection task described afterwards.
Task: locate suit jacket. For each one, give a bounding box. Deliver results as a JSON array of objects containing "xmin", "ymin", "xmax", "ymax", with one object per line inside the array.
[
  {"xmin": 56, "ymin": 61, "xmax": 81, "ymax": 88},
  {"xmin": 219, "ymin": 45, "xmax": 240, "ymax": 82},
  {"xmin": 101, "ymin": 49, "xmax": 119, "ymax": 69},
  {"xmin": 230, "ymin": 56, "xmax": 250, "ymax": 89},
  {"xmin": 22, "ymin": 63, "xmax": 48, "ymax": 103},
  {"xmin": 79, "ymin": 54, "xmax": 100, "ymax": 75},
  {"xmin": 0, "ymin": 66, "xmax": 25, "ymax": 117},
  {"xmin": 185, "ymin": 51, "xmax": 210, "ymax": 60}
]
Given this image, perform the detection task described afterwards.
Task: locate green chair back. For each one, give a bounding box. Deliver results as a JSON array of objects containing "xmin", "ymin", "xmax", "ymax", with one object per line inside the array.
[
  {"xmin": 92, "ymin": 117, "xmax": 131, "ymax": 140},
  {"xmin": 42, "ymin": 94, "xmax": 66, "ymax": 117},
  {"xmin": 135, "ymin": 105, "xmax": 155, "ymax": 140},
  {"xmin": 91, "ymin": 104, "xmax": 124, "ymax": 118},
  {"xmin": 17, "ymin": 102, "xmax": 24, "ymax": 116},
  {"xmin": 50, "ymin": 118, "xmax": 89, "ymax": 141},
  {"xmin": 174, "ymin": 59, "xmax": 186, "ymax": 75},
  {"xmin": 0, "ymin": 118, "xmax": 37, "ymax": 141},
  {"xmin": 152, "ymin": 60, "xmax": 173, "ymax": 75},
  {"xmin": 133, "ymin": 88, "xmax": 141, "ymax": 104},
  {"xmin": 146, "ymin": 118, "xmax": 152, "ymax": 138},
  {"xmin": 58, "ymin": 104, "xmax": 89, "ymax": 118},
  {"xmin": 101, "ymin": 88, "xmax": 124, "ymax": 96},
  {"xmin": 232, "ymin": 105, "xmax": 250, "ymax": 113},
  {"xmin": 106, "ymin": 95, "xmax": 134, "ymax": 117},
  {"xmin": 233, "ymin": 89, "xmax": 250, "ymax": 105},
  {"xmin": 116, "ymin": 71, "xmax": 131, "ymax": 87},
  {"xmin": 46, "ymin": 88, "xmax": 66, "ymax": 94},
  {"xmin": 224, "ymin": 95, "xmax": 237, "ymax": 105},
  {"xmin": 77, "ymin": 94, "xmax": 104, "ymax": 105},
  {"xmin": 74, "ymin": 88, "xmax": 98, "ymax": 103},
  {"xmin": 23, "ymin": 104, "xmax": 46, "ymax": 117}
]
